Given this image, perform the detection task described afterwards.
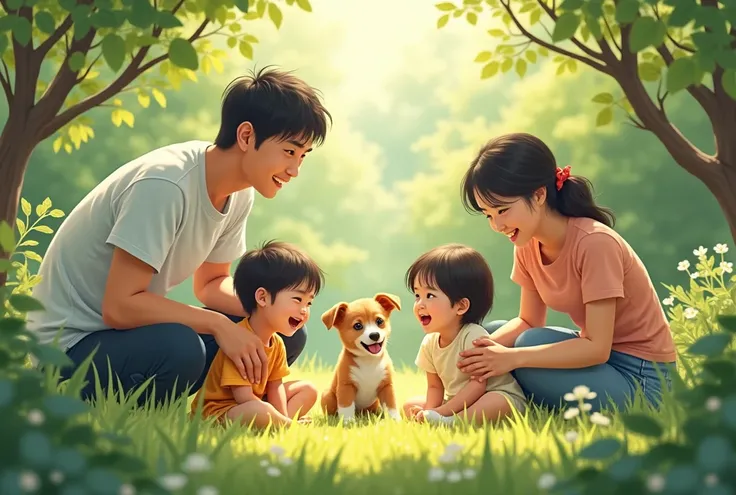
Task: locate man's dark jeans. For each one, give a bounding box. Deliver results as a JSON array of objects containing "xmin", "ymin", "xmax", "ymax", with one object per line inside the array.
[{"xmin": 57, "ymin": 310, "xmax": 307, "ymax": 407}]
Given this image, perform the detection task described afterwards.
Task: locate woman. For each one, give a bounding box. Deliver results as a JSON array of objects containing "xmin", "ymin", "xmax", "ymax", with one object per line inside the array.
[{"xmin": 456, "ymin": 132, "xmax": 676, "ymax": 413}]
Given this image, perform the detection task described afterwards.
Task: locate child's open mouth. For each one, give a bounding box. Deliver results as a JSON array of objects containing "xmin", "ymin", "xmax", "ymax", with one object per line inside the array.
[
  {"xmin": 361, "ymin": 341, "xmax": 383, "ymax": 354},
  {"xmin": 420, "ymin": 315, "xmax": 431, "ymax": 326},
  {"xmin": 288, "ymin": 317, "xmax": 302, "ymax": 328}
]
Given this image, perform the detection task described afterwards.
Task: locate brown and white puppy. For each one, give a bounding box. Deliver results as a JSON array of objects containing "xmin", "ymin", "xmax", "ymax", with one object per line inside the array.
[{"xmin": 320, "ymin": 293, "xmax": 401, "ymax": 423}]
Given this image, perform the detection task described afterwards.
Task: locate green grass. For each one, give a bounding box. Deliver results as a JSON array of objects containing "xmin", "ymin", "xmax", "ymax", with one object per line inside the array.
[{"xmin": 78, "ymin": 353, "xmax": 685, "ymax": 495}]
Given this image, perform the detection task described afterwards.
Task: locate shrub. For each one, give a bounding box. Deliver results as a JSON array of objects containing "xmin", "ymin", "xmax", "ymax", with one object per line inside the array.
[
  {"xmin": 0, "ymin": 198, "xmax": 169, "ymax": 495},
  {"xmin": 547, "ymin": 243, "xmax": 736, "ymax": 495}
]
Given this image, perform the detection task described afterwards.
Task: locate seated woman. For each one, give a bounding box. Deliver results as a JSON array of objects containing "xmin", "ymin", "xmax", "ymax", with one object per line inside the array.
[{"xmin": 456, "ymin": 132, "xmax": 676, "ymax": 413}]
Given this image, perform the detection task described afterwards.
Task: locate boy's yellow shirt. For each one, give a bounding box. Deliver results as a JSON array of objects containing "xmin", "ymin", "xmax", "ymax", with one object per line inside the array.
[{"xmin": 191, "ymin": 318, "xmax": 290, "ymax": 420}]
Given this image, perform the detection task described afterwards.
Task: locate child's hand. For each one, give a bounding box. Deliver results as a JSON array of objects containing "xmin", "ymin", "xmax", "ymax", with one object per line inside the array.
[{"xmin": 407, "ymin": 405, "xmax": 425, "ymax": 422}]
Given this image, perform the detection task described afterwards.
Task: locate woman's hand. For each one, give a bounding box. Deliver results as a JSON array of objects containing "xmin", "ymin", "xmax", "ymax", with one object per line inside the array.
[{"xmin": 457, "ymin": 337, "xmax": 519, "ymax": 380}]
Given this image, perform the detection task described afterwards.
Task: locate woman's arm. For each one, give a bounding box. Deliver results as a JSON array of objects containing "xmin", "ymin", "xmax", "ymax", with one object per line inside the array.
[
  {"xmin": 487, "ymin": 287, "xmax": 547, "ymax": 347},
  {"xmin": 512, "ymin": 298, "xmax": 617, "ymax": 368}
]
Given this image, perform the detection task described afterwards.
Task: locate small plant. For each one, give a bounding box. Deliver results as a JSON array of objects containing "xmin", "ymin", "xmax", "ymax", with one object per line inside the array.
[
  {"xmin": 545, "ymin": 244, "xmax": 736, "ymax": 495},
  {"xmin": 0, "ymin": 207, "xmax": 170, "ymax": 495}
]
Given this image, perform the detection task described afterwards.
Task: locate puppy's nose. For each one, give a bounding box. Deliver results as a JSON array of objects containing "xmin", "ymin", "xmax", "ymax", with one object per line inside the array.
[{"xmin": 369, "ymin": 332, "xmax": 380, "ymax": 341}]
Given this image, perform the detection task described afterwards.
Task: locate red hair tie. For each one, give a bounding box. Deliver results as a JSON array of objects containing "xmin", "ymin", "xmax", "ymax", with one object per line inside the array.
[{"xmin": 556, "ymin": 165, "xmax": 571, "ymax": 191}]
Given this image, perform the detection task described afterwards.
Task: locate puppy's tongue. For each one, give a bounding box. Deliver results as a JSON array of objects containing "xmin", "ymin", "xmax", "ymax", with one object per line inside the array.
[
  {"xmin": 421, "ymin": 315, "xmax": 431, "ymax": 326},
  {"xmin": 367, "ymin": 343, "xmax": 381, "ymax": 354}
]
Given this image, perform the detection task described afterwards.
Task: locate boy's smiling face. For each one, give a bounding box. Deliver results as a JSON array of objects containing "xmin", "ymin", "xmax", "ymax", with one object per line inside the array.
[
  {"xmin": 412, "ymin": 276, "xmax": 468, "ymax": 334},
  {"xmin": 256, "ymin": 283, "xmax": 314, "ymax": 337}
]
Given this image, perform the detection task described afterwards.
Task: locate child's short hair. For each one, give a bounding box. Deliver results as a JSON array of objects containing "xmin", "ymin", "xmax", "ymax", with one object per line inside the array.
[
  {"xmin": 405, "ymin": 243, "xmax": 494, "ymax": 325},
  {"xmin": 233, "ymin": 240, "xmax": 325, "ymax": 314}
]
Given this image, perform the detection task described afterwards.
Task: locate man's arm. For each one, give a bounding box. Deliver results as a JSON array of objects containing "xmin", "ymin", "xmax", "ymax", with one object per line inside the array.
[
  {"xmin": 265, "ymin": 379, "xmax": 288, "ymax": 416},
  {"xmin": 193, "ymin": 261, "xmax": 247, "ymax": 317}
]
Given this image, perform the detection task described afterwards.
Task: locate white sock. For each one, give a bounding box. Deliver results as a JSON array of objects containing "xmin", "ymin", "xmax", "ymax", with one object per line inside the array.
[{"xmin": 423, "ymin": 410, "xmax": 456, "ymax": 425}]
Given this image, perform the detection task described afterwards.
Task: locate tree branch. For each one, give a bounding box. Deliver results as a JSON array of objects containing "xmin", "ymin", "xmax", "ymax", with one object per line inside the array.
[
  {"xmin": 8, "ymin": 6, "xmax": 37, "ymax": 122},
  {"xmin": 0, "ymin": 69, "xmax": 11, "ymax": 102},
  {"xmin": 76, "ymin": 53, "xmax": 103, "ymax": 83},
  {"xmin": 499, "ymin": 0, "xmax": 611, "ymax": 74},
  {"xmin": 35, "ymin": 15, "xmax": 74, "ymax": 61},
  {"xmin": 602, "ymin": 16, "xmax": 621, "ymax": 54},
  {"xmin": 534, "ymin": 0, "xmax": 612, "ymax": 63},
  {"xmin": 40, "ymin": 17, "xmax": 209, "ymax": 141}
]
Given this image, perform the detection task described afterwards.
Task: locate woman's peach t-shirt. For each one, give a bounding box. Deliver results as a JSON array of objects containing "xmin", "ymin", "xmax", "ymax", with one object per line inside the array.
[{"xmin": 511, "ymin": 216, "xmax": 676, "ymax": 363}]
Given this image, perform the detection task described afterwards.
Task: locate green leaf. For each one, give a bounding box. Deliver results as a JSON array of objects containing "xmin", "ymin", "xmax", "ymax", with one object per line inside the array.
[
  {"xmin": 621, "ymin": 413, "xmax": 663, "ymax": 437},
  {"xmin": 0, "ymin": 33, "xmax": 7, "ymax": 56},
  {"xmin": 168, "ymin": 37, "xmax": 198, "ymax": 70},
  {"xmin": 578, "ymin": 438, "xmax": 622, "ymax": 460},
  {"xmin": 9, "ymin": 294, "xmax": 44, "ymax": 312},
  {"xmin": 664, "ymin": 465, "xmax": 699, "ymax": 494},
  {"xmin": 68, "ymin": 51, "xmax": 86, "ymax": 72},
  {"xmin": 437, "ymin": 14, "xmax": 449, "ymax": 28},
  {"xmin": 608, "ymin": 455, "xmax": 643, "ymax": 482},
  {"xmin": 101, "ymin": 34, "xmax": 126, "ymax": 72},
  {"xmin": 666, "ymin": 56, "xmax": 699, "ymax": 93},
  {"xmin": 560, "ymin": 0, "xmax": 584, "ymax": 10},
  {"xmin": 32, "ymin": 343, "xmax": 73, "ymax": 367},
  {"xmin": 552, "ymin": 12, "xmax": 580, "ymax": 41},
  {"xmin": 638, "ymin": 61, "xmax": 661, "ymax": 81},
  {"xmin": 592, "ymin": 92, "xmax": 613, "ymax": 103},
  {"xmin": 466, "ymin": 11, "xmax": 478, "ymax": 24},
  {"xmin": 475, "ymin": 51, "xmax": 492, "ymax": 62},
  {"xmin": 156, "ymin": 11, "xmax": 183, "ymax": 28},
  {"xmin": 128, "ymin": 0, "xmax": 156, "ymax": 28},
  {"xmin": 628, "ymin": 16, "xmax": 666, "ymax": 52},
  {"xmin": 687, "ymin": 332, "xmax": 732, "ymax": 357},
  {"xmin": 516, "ymin": 58, "xmax": 527, "ymax": 77},
  {"xmin": 615, "ymin": 0, "xmax": 640, "ymax": 23},
  {"xmin": 11, "ymin": 16, "xmax": 31, "ymax": 46},
  {"xmin": 0, "ymin": 221, "xmax": 15, "ymax": 253},
  {"xmin": 697, "ymin": 436, "xmax": 732, "ymax": 472},
  {"xmin": 20, "ymin": 198, "xmax": 31, "ymax": 216},
  {"xmin": 0, "ymin": 259, "xmax": 11, "ymax": 272},
  {"xmin": 721, "ymin": 69, "xmax": 736, "ymax": 100},
  {"xmin": 34, "ymin": 11, "xmax": 56, "ymax": 34},
  {"xmin": 234, "ymin": 0, "xmax": 249, "ymax": 13},
  {"xmin": 239, "ymin": 40, "xmax": 253, "ymax": 59},
  {"xmin": 90, "ymin": 8, "xmax": 125, "ymax": 29},
  {"xmin": 6, "ymin": 0, "xmax": 22, "ymax": 9},
  {"xmin": 84, "ymin": 468, "xmax": 123, "ymax": 494},
  {"xmin": 436, "ymin": 2, "xmax": 456, "ymax": 11},
  {"xmin": 596, "ymin": 106, "xmax": 613, "ymax": 126},
  {"xmin": 481, "ymin": 61, "xmax": 499, "ymax": 78},
  {"xmin": 43, "ymin": 395, "xmax": 90, "ymax": 419},
  {"xmin": 719, "ymin": 314, "xmax": 736, "ymax": 332},
  {"xmin": 268, "ymin": 2, "xmax": 283, "ymax": 28},
  {"xmin": 0, "ymin": 317, "xmax": 24, "ymax": 333},
  {"xmin": 0, "ymin": 380, "xmax": 14, "ymax": 408},
  {"xmin": 668, "ymin": 1, "xmax": 697, "ymax": 27},
  {"xmin": 19, "ymin": 431, "xmax": 52, "ymax": 468},
  {"xmin": 296, "ymin": 0, "xmax": 311, "ymax": 11}
]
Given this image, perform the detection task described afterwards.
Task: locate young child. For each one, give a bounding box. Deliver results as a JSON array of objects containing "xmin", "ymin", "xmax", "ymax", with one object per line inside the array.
[
  {"xmin": 191, "ymin": 240, "xmax": 324, "ymax": 428},
  {"xmin": 402, "ymin": 243, "xmax": 527, "ymax": 426}
]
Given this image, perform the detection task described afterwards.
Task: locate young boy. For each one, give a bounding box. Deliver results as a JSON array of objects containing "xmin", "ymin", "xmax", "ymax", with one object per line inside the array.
[
  {"xmin": 191, "ymin": 240, "xmax": 324, "ymax": 428},
  {"xmin": 402, "ymin": 244, "xmax": 527, "ymax": 426}
]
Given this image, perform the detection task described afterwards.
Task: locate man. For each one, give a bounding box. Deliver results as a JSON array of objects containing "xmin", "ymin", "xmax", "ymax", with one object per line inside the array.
[{"xmin": 27, "ymin": 67, "xmax": 332, "ymax": 406}]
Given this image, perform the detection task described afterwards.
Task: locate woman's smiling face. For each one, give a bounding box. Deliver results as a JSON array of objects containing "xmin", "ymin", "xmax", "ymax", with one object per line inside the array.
[{"xmin": 473, "ymin": 187, "xmax": 546, "ymax": 247}]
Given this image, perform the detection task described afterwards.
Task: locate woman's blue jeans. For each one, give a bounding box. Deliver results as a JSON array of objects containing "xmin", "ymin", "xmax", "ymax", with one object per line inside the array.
[{"xmin": 484, "ymin": 320, "xmax": 676, "ymax": 413}]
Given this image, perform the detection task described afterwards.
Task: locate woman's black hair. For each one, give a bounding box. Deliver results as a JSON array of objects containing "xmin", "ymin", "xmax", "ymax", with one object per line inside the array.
[{"xmin": 460, "ymin": 132, "xmax": 616, "ymax": 228}]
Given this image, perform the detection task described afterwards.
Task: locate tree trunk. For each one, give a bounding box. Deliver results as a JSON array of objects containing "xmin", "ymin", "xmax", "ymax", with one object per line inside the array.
[
  {"xmin": 701, "ymin": 161, "xmax": 736, "ymax": 247},
  {"xmin": 0, "ymin": 121, "xmax": 35, "ymax": 289}
]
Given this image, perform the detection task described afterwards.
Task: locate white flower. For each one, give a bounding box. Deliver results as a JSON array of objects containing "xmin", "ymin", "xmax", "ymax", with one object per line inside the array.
[
  {"xmin": 259, "ymin": 459, "xmax": 269, "ymax": 467},
  {"xmin": 690, "ymin": 271, "xmax": 699, "ymax": 279},
  {"xmin": 446, "ymin": 470, "xmax": 462, "ymax": 482},
  {"xmin": 462, "ymin": 468, "xmax": 477, "ymax": 479},
  {"xmin": 428, "ymin": 466, "xmax": 445, "ymax": 482},
  {"xmin": 119, "ymin": 484, "xmax": 136, "ymax": 495},
  {"xmin": 694, "ymin": 246, "xmax": 708, "ymax": 257},
  {"xmin": 182, "ymin": 453, "xmax": 211, "ymax": 473},
  {"xmin": 159, "ymin": 474, "xmax": 187, "ymax": 491},
  {"xmin": 590, "ymin": 412, "xmax": 611, "ymax": 426},
  {"xmin": 27, "ymin": 409, "xmax": 44, "ymax": 426},
  {"xmin": 537, "ymin": 472, "xmax": 556, "ymax": 490},
  {"xmin": 704, "ymin": 473, "xmax": 718, "ymax": 487},
  {"xmin": 444, "ymin": 442, "xmax": 463, "ymax": 454},
  {"xmin": 197, "ymin": 486, "xmax": 218, "ymax": 495},
  {"xmin": 646, "ymin": 473, "xmax": 665, "ymax": 492},
  {"xmin": 714, "ymin": 243, "xmax": 729, "ymax": 254},
  {"xmin": 581, "ymin": 403, "xmax": 592, "ymax": 412},
  {"xmin": 564, "ymin": 430, "xmax": 579, "ymax": 443},
  {"xmin": 684, "ymin": 307, "xmax": 699, "ymax": 319},
  {"xmin": 678, "ymin": 260, "xmax": 690, "ymax": 271},
  {"xmin": 48, "ymin": 471, "xmax": 64, "ymax": 485},
  {"xmin": 269, "ymin": 445, "xmax": 286, "ymax": 457},
  {"xmin": 266, "ymin": 466, "xmax": 281, "ymax": 477},
  {"xmin": 706, "ymin": 397, "xmax": 721, "ymax": 411},
  {"xmin": 720, "ymin": 261, "xmax": 733, "ymax": 274},
  {"xmin": 563, "ymin": 407, "xmax": 580, "ymax": 420},
  {"xmin": 19, "ymin": 471, "xmax": 39, "ymax": 492},
  {"xmin": 279, "ymin": 456, "xmax": 294, "ymax": 466},
  {"xmin": 438, "ymin": 452, "xmax": 457, "ymax": 463},
  {"xmin": 662, "ymin": 297, "xmax": 674, "ymax": 306}
]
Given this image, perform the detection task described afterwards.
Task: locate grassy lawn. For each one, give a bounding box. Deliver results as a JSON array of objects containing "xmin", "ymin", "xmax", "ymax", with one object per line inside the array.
[{"xmin": 82, "ymin": 353, "xmax": 680, "ymax": 495}]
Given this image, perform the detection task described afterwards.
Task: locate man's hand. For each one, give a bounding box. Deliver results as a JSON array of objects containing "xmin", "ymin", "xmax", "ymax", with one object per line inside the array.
[{"xmin": 214, "ymin": 318, "xmax": 268, "ymax": 384}]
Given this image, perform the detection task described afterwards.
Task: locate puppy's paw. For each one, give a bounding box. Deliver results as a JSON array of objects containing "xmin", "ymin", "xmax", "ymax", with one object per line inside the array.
[
  {"xmin": 386, "ymin": 408, "xmax": 401, "ymax": 421},
  {"xmin": 337, "ymin": 404, "xmax": 356, "ymax": 425}
]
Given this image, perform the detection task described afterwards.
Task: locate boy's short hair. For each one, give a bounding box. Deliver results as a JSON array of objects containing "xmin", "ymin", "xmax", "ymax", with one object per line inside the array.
[
  {"xmin": 214, "ymin": 66, "xmax": 332, "ymax": 150},
  {"xmin": 233, "ymin": 240, "xmax": 325, "ymax": 314},
  {"xmin": 405, "ymin": 244, "xmax": 494, "ymax": 325}
]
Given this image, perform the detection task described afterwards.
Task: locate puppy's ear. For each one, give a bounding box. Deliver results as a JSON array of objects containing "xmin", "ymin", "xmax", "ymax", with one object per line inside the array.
[
  {"xmin": 321, "ymin": 302, "xmax": 348, "ymax": 329},
  {"xmin": 374, "ymin": 293, "xmax": 401, "ymax": 313}
]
